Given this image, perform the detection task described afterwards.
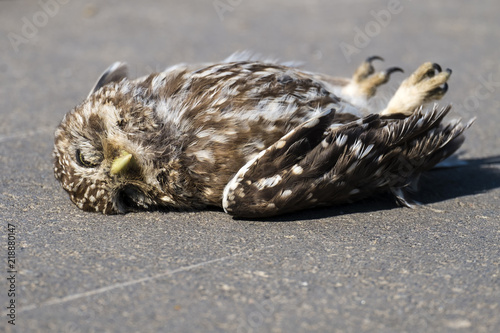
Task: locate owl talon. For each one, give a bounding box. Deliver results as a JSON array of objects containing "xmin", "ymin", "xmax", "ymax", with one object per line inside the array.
[
  {"xmin": 428, "ymin": 82, "xmax": 449, "ymax": 100},
  {"xmin": 366, "ymin": 55, "xmax": 384, "ymax": 63},
  {"xmin": 343, "ymin": 56, "xmax": 403, "ymax": 100},
  {"xmin": 442, "ymin": 82, "xmax": 449, "ymax": 94},
  {"xmin": 385, "ymin": 67, "xmax": 404, "ymax": 76},
  {"xmin": 381, "ymin": 62, "xmax": 452, "ymax": 117},
  {"xmin": 353, "ymin": 56, "xmax": 384, "ymax": 81}
]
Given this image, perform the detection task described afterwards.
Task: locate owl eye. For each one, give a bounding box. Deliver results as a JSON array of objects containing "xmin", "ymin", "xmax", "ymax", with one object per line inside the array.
[{"xmin": 76, "ymin": 149, "xmax": 99, "ymax": 168}]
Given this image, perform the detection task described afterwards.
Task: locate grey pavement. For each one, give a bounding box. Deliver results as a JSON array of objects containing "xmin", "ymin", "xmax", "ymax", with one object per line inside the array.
[{"xmin": 1, "ymin": 1, "xmax": 499, "ymax": 332}]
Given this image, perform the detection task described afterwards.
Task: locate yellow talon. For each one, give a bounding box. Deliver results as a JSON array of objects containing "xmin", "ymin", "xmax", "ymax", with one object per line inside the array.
[{"xmin": 111, "ymin": 151, "xmax": 133, "ymax": 175}]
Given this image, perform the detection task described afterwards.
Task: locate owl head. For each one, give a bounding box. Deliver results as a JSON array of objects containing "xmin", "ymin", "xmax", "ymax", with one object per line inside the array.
[{"xmin": 53, "ymin": 62, "xmax": 186, "ymax": 214}]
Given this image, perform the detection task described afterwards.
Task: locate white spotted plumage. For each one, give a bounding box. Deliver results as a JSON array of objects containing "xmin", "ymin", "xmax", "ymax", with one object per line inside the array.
[{"xmin": 53, "ymin": 53, "xmax": 471, "ymax": 217}]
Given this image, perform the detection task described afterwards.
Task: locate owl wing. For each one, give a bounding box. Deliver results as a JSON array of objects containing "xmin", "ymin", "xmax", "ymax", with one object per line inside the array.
[
  {"xmin": 222, "ymin": 109, "xmax": 339, "ymax": 218},
  {"xmin": 222, "ymin": 106, "xmax": 470, "ymax": 218}
]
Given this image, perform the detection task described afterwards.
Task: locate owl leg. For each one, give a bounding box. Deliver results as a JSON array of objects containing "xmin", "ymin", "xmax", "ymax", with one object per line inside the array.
[
  {"xmin": 381, "ymin": 62, "xmax": 452, "ymax": 117},
  {"xmin": 340, "ymin": 56, "xmax": 403, "ymax": 105}
]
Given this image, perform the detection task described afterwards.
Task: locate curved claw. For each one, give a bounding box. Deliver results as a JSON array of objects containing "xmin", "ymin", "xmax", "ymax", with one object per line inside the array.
[
  {"xmin": 445, "ymin": 68, "xmax": 452, "ymax": 75},
  {"xmin": 432, "ymin": 63, "xmax": 442, "ymax": 72},
  {"xmin": 366, "ymin": 55, "xmax": 384, "ymax": 63},
  {"xmin": 350, "ymin": 56, "xmax": 401, "ymax": 98},
  {"xmin": 441, "ymin": 82, "xmax": 449, "ymax": 94},
  {"xmin": 428, "ymin": 82, "xmax": 449, "ymax": 99},
  {"xmin": 385, "ymin": 67, "xmax": 404, "ymax": 76}
]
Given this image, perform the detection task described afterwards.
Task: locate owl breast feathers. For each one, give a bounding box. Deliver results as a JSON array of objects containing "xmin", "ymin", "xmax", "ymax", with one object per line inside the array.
[{"xmin": 53, "ymin": 54, "xmax": 472, "ymax": 217}]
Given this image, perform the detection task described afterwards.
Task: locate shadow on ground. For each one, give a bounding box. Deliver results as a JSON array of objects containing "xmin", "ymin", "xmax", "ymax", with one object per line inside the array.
[{"xmin": 235, "ymin": 159, "xmax": 500, "ymax": 222}]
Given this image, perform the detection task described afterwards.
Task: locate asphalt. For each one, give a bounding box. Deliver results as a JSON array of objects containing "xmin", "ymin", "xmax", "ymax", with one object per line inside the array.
[{"xmin": 1, "ymin": 1, "xmax": 499, "ymax": 332}]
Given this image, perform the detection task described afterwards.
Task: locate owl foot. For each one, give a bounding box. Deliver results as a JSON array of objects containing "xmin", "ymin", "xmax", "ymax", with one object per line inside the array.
[
  {"xmin": 381, "ymin": 62, "xmax": 452, "ymax": 117},
  {"xmin": 342, "ymin": 56, "xmax": 404, "ymax": 101}
]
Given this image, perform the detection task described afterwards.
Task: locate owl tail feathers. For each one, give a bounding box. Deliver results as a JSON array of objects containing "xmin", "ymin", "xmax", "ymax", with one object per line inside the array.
[{"xmin": 388, "ymin": 105, "xmax": 474, "ymax": 208}]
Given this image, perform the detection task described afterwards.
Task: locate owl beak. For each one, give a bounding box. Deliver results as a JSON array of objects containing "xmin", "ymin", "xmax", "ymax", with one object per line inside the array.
[{"xmin": 110, "ymin": 150, "xmax": 133, "ymax": 175}]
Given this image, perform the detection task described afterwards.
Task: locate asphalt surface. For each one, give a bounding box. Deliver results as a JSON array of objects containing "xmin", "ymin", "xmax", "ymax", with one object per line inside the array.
[{"xmin": 1, "ymin": 1, "xmax": 499, "ymax": 332}]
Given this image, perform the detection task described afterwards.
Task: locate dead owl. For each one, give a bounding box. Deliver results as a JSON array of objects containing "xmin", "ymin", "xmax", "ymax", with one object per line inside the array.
[{"xmin": 53, "ymin": 54, "xmax": 472, "ymax": 218}]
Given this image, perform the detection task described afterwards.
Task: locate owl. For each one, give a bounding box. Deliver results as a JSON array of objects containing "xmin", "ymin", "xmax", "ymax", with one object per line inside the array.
[{"xmin": 53, "ymin": 53, "xmax": 472, "ymax": 218}]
